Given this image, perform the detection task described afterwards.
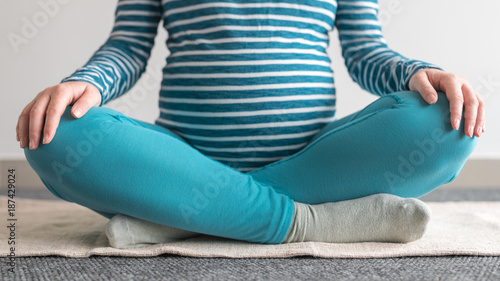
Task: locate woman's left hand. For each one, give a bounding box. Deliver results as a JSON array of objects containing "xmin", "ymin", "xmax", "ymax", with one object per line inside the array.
[{"xmin": 408, "ymin": 68, "xmax": 485, "ymax": 138}]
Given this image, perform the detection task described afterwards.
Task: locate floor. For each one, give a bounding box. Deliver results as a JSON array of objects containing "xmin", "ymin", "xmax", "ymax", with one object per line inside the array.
[{"xmin": 1, "ymin": 187, "xmax": 499, "ymax": 280}]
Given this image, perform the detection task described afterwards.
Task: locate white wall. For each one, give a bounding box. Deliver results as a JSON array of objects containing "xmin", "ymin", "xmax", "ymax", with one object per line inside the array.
[{"xmin": 1, "ymin": 0, "xmax": 499, "ymax": 160}]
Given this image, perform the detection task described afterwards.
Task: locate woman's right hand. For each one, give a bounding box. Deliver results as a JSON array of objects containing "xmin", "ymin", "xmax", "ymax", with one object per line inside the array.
[{"xmin": 16, "ymin": 81, "xmax": 102, "ymax": 150}]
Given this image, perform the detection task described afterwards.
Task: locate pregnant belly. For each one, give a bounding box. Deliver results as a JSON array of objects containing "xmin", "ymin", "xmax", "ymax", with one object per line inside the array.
[{"xmin": 154, "ymin": 53, "xmax": 337, "ymax": 172}]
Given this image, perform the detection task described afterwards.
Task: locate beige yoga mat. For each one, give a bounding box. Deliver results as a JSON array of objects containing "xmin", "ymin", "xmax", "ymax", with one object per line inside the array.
[{"xmin": 1, "ymin": 196, "xmax": 499, "ymax": 258}]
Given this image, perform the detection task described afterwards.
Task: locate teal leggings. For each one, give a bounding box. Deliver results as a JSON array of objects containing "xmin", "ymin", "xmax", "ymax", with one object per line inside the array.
[{"xmin": 24, "ymin": 91, "xmax": 477, "ymax": 244}]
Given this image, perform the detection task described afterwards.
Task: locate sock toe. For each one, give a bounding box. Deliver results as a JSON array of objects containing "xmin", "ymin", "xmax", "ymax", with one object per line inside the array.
[
  {"xmin": 106, "ymin": 214, "xmax": 131, "ymax": 248},
  {"xmin": 397, "ymin": 198, "xmax": 432, "ymax": 243}
]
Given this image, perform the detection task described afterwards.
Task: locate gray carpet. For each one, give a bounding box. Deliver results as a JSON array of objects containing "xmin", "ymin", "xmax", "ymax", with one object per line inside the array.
[
  {"xmin": 4, "ymin": 255, "xmax": 500, "ymax": 281},
  {"xmin": 1, "ymin": 187, "xmax": 500, "ymax": 281}
]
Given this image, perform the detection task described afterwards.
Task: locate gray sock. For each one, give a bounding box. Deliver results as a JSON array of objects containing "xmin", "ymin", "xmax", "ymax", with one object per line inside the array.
[
  {"xmin": 105, "ymin": 214, "xmax": 201, "ymax": 249},
  {"xmin": 283, "ymin": 193, "xmax": 431, "ymax": 243}
]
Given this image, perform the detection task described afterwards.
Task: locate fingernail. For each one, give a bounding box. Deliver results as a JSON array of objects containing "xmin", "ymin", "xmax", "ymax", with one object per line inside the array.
[
  {"xmin": 467, "ymin": 126, "xmax": 474, "ymax": 137},
  {"xmin": 453, "ymin": 119, "xmax": 460, "ymax": 130},
  {"xmin": 74, "ymin": 108, "xmax": 82, "ymax": 118},
  {"xmin": 42, "ymin": 134, "xmax": 49, "ymax": 144},
  {"xmin": 477, "ymin": 129, "xmax": 482, "ymax": 137},
  {"xmin": 20, "ymin": 140, "xmax": 25, "ymax": 148},
  {"xmin": 29, "ymin": 139, "xmax": 35, "ymax": 150}
]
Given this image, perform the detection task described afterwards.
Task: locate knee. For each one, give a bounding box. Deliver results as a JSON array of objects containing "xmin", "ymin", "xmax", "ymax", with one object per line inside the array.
[
  {"xmin": 24, "ymin": 105, "xmax": 118, "ymax": 198},
  {"xmin": 24, "ymin": 105, "xmax": 113, "ymax": 163},
  {"xmin": 388, "ymin": 91, "xmax": 477, "ymax": 186}
]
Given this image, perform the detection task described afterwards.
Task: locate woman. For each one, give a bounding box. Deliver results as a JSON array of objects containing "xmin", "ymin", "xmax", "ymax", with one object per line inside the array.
[{"xmin": 18, "ymin": 0, "xmax": 483, "ymax": 248}]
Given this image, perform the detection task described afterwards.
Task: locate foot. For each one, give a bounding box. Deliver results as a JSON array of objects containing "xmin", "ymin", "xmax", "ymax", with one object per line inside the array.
[
  {"xmin": 283, "ymin": 193, "xmax": 431, "ymax": 244},
  {"xmin": 105, "ymin": 214, "xmax": 201, "ymax": 249}
]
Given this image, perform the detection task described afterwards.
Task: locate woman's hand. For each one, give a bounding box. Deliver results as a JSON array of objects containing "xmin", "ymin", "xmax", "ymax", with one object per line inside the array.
[
  {"xmin": 16, "ymin": 81, "xmax": 102, "ymax": 150},
  {"xmin": 408, "ymin": 68, "xmax": 485, "ymax": 138}
]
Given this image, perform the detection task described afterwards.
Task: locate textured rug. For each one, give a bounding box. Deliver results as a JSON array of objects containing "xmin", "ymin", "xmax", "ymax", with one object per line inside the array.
[{"xmin": 1, "ymin": 196, "xmax": 499, "ymax": 258}]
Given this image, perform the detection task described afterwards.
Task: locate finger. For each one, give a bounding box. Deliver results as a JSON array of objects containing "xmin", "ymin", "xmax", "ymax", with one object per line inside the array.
[
  {"xmin": 462, "ymin": 83, "xmax": 478, "ymax": 138},
  {"xmin": 71, "ymin": 86, "xmax": 102, "ymax": 118},
  {"xmin": 28, "ymin": 95, "xmax": 51, "ymax": 150},
  {"xmin": 474, "ymin": 95, "xmax": 486, "ymax": 137},
  {"xmin": 17, "ymin": 100, "xmax": 36, "ymax": 149},
  {"xmin": 443, "ymin": 76, "xmax": 464, "ymax": 131},
  {"xmin": 16, "ymin": 123, "xmax": 20, "ymax": 142},
  {"xmin": 42, "ymin": 91, "xmax": 72, "ymax": 145},
  {"xmin": 412, "ymin": 72, "xmax": 438, "ymax": 104}
]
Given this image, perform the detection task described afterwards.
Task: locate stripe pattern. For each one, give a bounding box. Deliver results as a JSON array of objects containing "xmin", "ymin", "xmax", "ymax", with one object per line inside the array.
[{"xmin": 62, "ymin": 0, "xmax": 440, "ymax": 172}]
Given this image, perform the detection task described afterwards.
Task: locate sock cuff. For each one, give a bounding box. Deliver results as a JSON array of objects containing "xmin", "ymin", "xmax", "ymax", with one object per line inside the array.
[{"xmin": 282, "ymin": 202, "xmax": 308, "ymax": 243}]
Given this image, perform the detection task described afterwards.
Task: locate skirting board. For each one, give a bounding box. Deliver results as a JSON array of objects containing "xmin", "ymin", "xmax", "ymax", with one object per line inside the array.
[{"xmin": 0, "ymin": 159, "xmax": 499, "ymax": 190}]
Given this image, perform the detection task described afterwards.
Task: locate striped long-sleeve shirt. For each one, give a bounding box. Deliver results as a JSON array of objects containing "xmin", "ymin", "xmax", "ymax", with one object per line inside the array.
[{"xmin": 62, "ymin": 0, "xmax": 441, "ymax": 172}]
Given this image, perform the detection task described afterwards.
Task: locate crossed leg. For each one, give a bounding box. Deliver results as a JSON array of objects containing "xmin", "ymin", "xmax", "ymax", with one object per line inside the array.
[
  {"xmin": 248, "ymin": 91, "xmax": 477, "ymax": 203},
  {"xmin": 24, "ymin": 105, "xmax": 295, "ymax": 244}
]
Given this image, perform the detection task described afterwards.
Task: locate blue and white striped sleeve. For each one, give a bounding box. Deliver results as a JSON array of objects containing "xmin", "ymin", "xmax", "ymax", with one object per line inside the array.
[
  {"xmin": 61, "ymin": 0, "xmax": 162, "ymax": 106},
  {"xmin": 335, "ymin": 0, "xmax": 443, "ymax": 96}
]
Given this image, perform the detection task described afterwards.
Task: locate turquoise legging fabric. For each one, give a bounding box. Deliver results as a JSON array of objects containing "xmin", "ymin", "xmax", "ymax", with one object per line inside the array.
[{"xmin": 24, "ymin": 91, "xmax": 477, "ymax": 244}]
